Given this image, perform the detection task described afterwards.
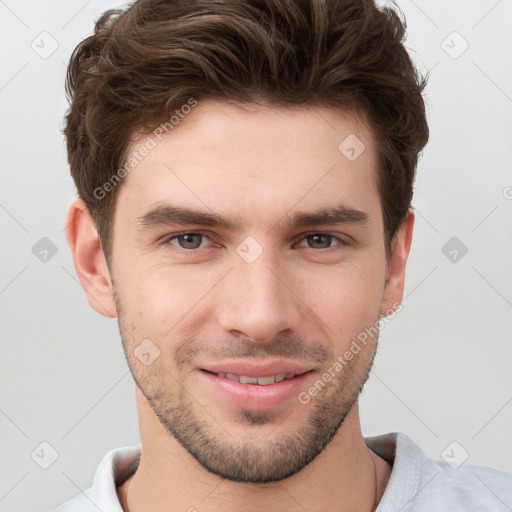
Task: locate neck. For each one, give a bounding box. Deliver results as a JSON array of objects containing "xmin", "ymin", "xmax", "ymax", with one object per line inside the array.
[{"xmin": 118, "ymin": 389, "xmax": 391, "ymax": 512}]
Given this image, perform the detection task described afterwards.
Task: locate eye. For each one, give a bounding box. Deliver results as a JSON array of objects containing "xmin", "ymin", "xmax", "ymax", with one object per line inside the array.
[
  {"xmin": 296, "ymin": 233, "xmax": 345, "ymax": 250},
  {"xmin": 165, "ymin": 232, "xmax": 212, "ymax": 250}
]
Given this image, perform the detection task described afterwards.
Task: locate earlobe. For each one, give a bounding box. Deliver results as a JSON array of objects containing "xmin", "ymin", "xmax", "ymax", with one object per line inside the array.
[
  {"xmin": 65, "ymin": 199, "xmax": 118, "ymax": 318},
  {"xmin": 380, "ymin": 210, "xmax": 415, "ymax": 317}
]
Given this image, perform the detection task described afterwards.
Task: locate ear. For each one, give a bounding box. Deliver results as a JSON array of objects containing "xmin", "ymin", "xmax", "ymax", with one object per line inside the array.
[
  {"xmin": 380, "ymin": 209, "xmax": 414, "ymax": 316},
  {"xmin": 65, "ymin": 199, "xmax": 117, "ymax": 318}
]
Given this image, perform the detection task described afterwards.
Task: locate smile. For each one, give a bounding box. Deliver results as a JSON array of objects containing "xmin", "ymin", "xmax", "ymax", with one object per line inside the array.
[
  {"xmin": 198, "ymin": 366, "xmax": 314, "ymax": 410},
  {"xmin": 209, "ymin": 372, "xmax": 302, "ymax": 385}
]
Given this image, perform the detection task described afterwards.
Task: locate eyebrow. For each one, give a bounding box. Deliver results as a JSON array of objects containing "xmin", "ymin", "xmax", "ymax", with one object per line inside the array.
[{"xmin": 135, "ymin": 202, "xmax": 369, "ymax": 232}]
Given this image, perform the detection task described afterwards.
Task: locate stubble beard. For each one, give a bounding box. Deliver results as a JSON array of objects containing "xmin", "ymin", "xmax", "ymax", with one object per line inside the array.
[{"xmin": 115, "ymin": 297, "xmax": 378, "ymax": 483}]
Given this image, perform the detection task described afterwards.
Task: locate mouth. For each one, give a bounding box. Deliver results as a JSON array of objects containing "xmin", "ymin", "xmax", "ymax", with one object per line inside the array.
[
  {"xmin": 197, "ymin": 361, "xmax": 315, "ymax": 411},
  {"xmin": 202, "ymin": 370, "xmax": 309, "ymax": 385}
]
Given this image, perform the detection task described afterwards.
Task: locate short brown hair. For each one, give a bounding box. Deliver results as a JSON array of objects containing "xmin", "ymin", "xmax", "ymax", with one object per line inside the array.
[{"xmin": 65, "ymin": 0, "xmax": 428, "ymax": 263}]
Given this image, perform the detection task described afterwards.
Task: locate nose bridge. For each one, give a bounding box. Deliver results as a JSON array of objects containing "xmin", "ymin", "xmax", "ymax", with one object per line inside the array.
[{"xmin": 217, "ymin": 245, "xmax": 302, "ymax": 343}]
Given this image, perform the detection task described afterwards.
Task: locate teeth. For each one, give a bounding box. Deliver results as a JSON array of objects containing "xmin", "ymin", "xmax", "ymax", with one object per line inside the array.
[
  {"xmin": 257, "ymin": 376, "xmax": 276, "ymax": 385},
  {"xmin": 216, "ymin": 372, "xmax": 297, "ymax": 385},
  {"xmin": 239, "ymin": 375, "xmax": 258, "ymax": 384}
]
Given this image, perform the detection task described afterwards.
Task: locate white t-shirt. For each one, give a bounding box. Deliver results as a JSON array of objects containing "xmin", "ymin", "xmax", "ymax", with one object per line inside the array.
[{"xmin": 53, "ymin": 432, "xmax": 512, "ymax": 511}]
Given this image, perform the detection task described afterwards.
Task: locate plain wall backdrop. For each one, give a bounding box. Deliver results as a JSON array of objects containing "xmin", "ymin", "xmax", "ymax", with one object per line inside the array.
[{"xmin": 1, "ymin": 1, "xmax": 511, "ymax": 511}]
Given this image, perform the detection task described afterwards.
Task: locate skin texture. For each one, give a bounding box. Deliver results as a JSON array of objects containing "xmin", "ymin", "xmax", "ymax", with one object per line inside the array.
[{"xmin": 66, "ymin": 99, "xmax": 413, "ymax": 511}]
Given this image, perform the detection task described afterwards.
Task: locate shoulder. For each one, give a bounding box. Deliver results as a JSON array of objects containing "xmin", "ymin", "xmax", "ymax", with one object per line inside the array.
[
  {"xmin": 416, "ymin": 456, "xmax": 512, "ymax": 511},
  {"xmin": 367, "ymin": 432, "xmax": 512, "ymax": 512},
  {"xmin": 52, "ymin": 444, "xmax": 141, "ymax": 512},
  {"xmin": 53, "ymin": 493, "xmax": 94, "ymax": 512}
]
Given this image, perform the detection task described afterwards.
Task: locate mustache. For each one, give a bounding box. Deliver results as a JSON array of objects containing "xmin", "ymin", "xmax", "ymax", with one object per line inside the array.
[{"xmin": 176, "ymin": 335, "xmax": 331, "ymax": 367}]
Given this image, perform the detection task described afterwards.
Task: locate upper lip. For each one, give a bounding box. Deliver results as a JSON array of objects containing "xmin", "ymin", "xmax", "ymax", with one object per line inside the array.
[{"xmin": 199, "ymin": 359, "xmax": 314, "ymax": 377}]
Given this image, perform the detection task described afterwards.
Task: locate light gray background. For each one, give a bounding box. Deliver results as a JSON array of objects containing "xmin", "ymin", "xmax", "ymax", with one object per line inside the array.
[{"xmin": 1, "ymin": 1, "xmax": 511, "ymax": 511}]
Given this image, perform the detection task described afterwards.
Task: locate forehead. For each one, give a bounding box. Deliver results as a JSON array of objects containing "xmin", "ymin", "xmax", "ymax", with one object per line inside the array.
[{"xmin": 115, "ymin": 100, "xmax": 380, "ymax": 226}]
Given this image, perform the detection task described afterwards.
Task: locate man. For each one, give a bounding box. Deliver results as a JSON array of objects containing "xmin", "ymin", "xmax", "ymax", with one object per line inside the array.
[{"xmin": 56, "ymin": 0, "xmax": 512, "ymax": 510}]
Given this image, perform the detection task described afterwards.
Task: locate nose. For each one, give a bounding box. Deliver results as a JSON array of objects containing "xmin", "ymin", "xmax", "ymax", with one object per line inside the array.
[{"xmin": 217, "ymin": 249, "xmax": 303, "ymax": 344}]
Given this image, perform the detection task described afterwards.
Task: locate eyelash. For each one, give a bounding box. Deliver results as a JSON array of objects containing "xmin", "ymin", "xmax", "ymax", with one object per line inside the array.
[{"xmin": 161, "ymin": 231, "xmax": 349, "ymax": 254}]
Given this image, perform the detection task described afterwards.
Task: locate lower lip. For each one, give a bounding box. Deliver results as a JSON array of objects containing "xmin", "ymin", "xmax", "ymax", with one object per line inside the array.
[{"xmin": 199, "ymin": 370, "xmax": 313, "ymax": 411}]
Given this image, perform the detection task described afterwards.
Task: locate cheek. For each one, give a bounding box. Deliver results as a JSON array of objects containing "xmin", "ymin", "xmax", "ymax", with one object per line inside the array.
[
  {"xmin": 300, "ymin": 262, "xmax": 385, "ymax": 341},
  {"xmin": 117, "ymin": 264, "xmax": 218, "ymax": 345}
]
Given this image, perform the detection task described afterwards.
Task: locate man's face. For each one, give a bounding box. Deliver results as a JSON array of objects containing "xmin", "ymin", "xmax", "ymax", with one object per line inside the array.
[{"xmin": 109, "ymin": 100, "xmax": 397, "ymax": 482}]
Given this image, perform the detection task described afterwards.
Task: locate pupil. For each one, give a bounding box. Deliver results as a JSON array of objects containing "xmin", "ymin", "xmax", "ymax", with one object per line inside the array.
[
  {"xmin": 180, "ymin": 234, "xmax": 201, "ymax": 249},
  {"xmin": 309, "ymin": 234, "xmax": 331, "ymax": 249}
]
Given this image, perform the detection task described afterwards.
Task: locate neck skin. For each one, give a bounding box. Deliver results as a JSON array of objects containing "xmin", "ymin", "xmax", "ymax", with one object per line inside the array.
[{"xmin": 117, "ymin": 387, "xmax": 392, "ymax": 512}]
